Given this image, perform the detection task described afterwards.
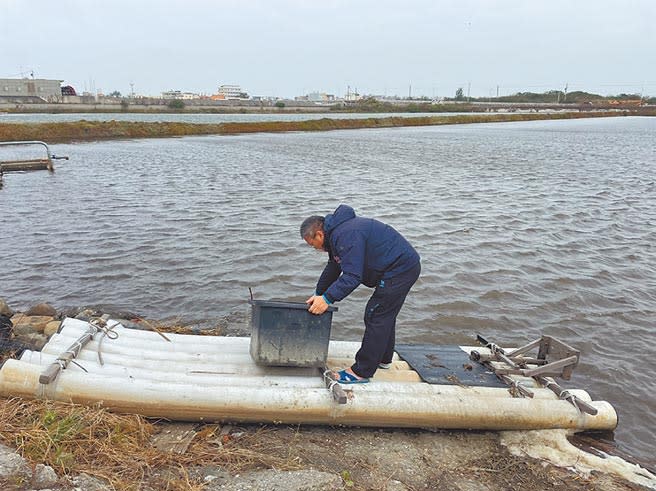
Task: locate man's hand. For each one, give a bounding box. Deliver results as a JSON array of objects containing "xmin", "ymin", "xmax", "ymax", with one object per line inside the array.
[{"xmin": 306, "ymin": 295, "xmax": 329, "ymax": 315}]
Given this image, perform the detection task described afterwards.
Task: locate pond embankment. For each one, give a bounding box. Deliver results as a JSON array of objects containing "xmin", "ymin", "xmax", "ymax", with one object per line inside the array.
[{"xmin": 1, "ymin": 110, "xmax": 652, "ymax": 143}]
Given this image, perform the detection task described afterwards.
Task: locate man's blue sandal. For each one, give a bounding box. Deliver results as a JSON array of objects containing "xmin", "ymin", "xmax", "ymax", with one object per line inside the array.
[{"xmin": 335, "ymin": 369, "xmax": 369, "ymax": 384}]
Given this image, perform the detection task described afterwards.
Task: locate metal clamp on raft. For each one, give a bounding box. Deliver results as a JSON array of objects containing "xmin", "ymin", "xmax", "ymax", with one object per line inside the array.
[
  {"xmin": 38, "ymin": 316, "xmax": 119, "ymax": 385},
  {"xmin": 470, "ymin": 334, "xmax": 598, "ymax": 415},
  {"xmin": 319, "ymin": 367, "xmax": 348, "ymax": 404}
]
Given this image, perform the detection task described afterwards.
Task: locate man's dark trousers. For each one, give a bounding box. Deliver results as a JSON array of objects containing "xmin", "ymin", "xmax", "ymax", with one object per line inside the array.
[{"xmin": 352, "ymin": 262, "xmax": 421, "ymax": 378}]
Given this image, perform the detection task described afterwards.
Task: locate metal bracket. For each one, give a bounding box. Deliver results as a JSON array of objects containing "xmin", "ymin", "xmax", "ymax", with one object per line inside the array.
[
  {"xmin": 0, "ymin": 140, "xmax": 68, "ymax": 174},
  {"xmin": 473, "ymin": 335, "xmax": 579, "ymax": 380},
  {"xmin": 471, "ymin": 334, "xmax": 597, "ymax": 415}
]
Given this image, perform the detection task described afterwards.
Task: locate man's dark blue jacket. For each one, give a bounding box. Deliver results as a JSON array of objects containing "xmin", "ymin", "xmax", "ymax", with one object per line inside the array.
[{"xmin": 316, "ymin": 205, "xmax": 420, "ymax": 304}]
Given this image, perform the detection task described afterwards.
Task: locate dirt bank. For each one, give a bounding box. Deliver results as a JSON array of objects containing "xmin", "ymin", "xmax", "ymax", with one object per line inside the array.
[
  {"xmin": 0, "ymin": 404, "xmax": 653, "ymax": 491},
  {"xmin": 0, "ymin": 111, "xmax": 647, "ymax": 144}
]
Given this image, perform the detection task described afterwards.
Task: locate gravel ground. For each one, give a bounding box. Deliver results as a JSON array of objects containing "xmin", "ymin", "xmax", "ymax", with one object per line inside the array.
[{"xmin": 1, "ymin": 423, "xmax": 654, "ymax": 491}]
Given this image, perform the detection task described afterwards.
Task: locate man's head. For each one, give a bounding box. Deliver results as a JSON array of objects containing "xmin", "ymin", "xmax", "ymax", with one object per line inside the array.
[{"xmin": 300, "ymin": 215, "xmax": 326, "ymax": 250}]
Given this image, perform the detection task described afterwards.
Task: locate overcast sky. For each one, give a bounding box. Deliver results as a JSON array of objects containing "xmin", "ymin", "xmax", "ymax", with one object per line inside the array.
[{"xmin": 2, "ymin": 0, "xmax": 654, "ymax": 98}]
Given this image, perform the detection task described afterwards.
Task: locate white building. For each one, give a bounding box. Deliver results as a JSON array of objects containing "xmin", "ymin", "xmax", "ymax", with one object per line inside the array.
[
  {"xmin": 217, "ymin": 84, "xmax": 248, "ymax": 100},
  {"xmin": 308, "ymin": 92, "xmax": 335, "ymax": 102},
  {"xmin": 0, "ymin": 78, "xmax": 63, "ymax": 101},
  {"xmin": 161, "ymin": 90, "xmax": 199, "ymax": 100}
]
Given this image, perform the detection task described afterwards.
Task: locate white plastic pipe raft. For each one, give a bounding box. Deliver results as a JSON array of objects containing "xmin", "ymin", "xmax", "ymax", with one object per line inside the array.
[
  {"xmin": 19, "ymin": 350, "xmax": 595, "ymax": 400},
  {"xmin": 0, "ymin": 318, "xmax": 618, "ymax": 431},
  {"xmin": 0, "ymin": 358, "xmax": 617, "ymax": 430}
]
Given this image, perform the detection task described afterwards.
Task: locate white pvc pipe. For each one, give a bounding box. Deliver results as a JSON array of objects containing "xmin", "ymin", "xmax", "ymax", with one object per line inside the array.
[
  {"xmin": 19, "ymin": 350, "xmax": 591, "ymax": 400},
  {"xmin": 50, "ymin": 331, "xmax": 371, "ymax": 362},
  {"xmin": 36, "ymin": 337, "xmax": 489, "ymax": 386},
  {"xmin": 44, "ymin": 336, "xmax": 252, "ymax": 364},
  {"xmin": 0, "ymin": 359, "xmax": 617, "ymax": 431},
  {"xmin": 20, "ymin": 351, "xmax": 324, "ymax": 388},
  {"xmin": 56, "ymin": 319, "xmax": 367, "ymax": 358},
  {"xmin": 39, "ymin": 329, "xmax": 579, "ymax": 393},
  {"xmin": 43, "ymin": 339, "xmax": 369, "ymax": 373},
  {"xmin": 32, "ymin": 346, "xmax": 314, "ymax": 375}
]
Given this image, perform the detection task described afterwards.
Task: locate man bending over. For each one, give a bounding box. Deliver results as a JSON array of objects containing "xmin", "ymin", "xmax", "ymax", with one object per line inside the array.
[{"xmin": 301, "ymin": 204, "xmax": 421, "ymax": 384}]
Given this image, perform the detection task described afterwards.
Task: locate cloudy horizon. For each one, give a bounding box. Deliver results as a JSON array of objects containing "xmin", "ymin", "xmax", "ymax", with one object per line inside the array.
[{"xmin": 2, "ymin": 0, "xmax": 654, "ymax": 99}]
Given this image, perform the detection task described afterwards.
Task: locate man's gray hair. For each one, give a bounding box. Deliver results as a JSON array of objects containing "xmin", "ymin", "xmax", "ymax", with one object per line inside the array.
[{"xmin": 300, "ymin": 215, "xmax": 324, "ymax": 239}]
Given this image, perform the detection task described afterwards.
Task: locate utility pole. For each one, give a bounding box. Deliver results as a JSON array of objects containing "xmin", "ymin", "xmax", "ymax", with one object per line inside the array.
[{"xmin": 467, "ymin": 82, "xmax": 471, "ymax": 102}]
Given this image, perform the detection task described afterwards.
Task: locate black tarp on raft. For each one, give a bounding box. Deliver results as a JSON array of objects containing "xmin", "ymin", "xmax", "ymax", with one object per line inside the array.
[{"xmin": 395, "ymin": 344, "xmax": 507, "ymax": 387}]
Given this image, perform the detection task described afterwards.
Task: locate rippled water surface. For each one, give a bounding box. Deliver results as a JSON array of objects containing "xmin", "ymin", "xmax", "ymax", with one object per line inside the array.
[{"xmin": 1, "ymin": 116, "xmax": 654, "ymax": 463}]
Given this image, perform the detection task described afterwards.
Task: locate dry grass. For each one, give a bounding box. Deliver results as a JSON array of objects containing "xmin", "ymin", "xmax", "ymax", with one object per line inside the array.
[
  {"xmin": 0, "ymin": 397, "xmax": 301, "ymax": 490},
  {"xmin": 0, "ymin": 348, "xmax": 22, "ymax": 369}
]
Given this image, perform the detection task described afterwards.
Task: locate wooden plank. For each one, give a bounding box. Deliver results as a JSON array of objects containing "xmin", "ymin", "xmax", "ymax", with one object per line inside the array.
[
  {"xmin": 327, "ymin": 357, "xmax": 411, "ymax": 371},
  {"xmin": 325, "ymin": 358, "xmax": 421, "ymax": 383},
  {"xmin": 39, "ymin": 325, "xmax": 96, "ymax": 384},
  {"xmin": 372, "ymin": 370, "xmax": 422, "ymax": 383},
  {"xmin": 0, "ymin": 159, "xmax": 52, "ymax": 172}
]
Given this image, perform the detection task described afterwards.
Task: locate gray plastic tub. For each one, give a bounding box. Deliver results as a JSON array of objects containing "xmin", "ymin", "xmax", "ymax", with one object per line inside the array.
[{"xmin": 249, "ymin": 300, "xmax": 337, "ymax": 367}]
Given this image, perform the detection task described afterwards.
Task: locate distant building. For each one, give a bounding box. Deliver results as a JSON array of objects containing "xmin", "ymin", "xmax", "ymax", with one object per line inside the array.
[
  {"xmin": 0, "ymin": 78, "xmax": 63, "ymax": 102},
  {"xmin": 161, "ymin": 90, "xmax": 199, "ymax": 100},
  {"xmin": 296, "ymin": 92, "xmax": 335, "ymax": 102},
  {"xmin": 216, "ymin": 84, "xmax": 249, "ymax": 100}
]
